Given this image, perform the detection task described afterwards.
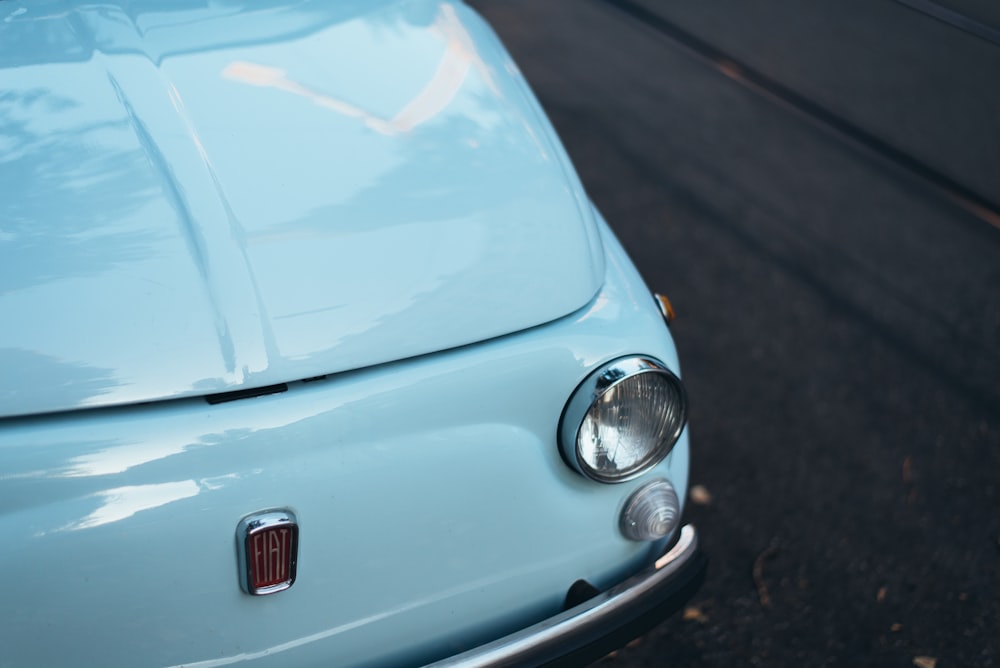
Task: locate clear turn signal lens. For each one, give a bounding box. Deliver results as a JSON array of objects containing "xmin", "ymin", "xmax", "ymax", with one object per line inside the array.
[
  {"xmin": 560, "ymin": 357, "xmax": 687, "ymax": 483},
  {"xmin": 620, "ymin": 478, "xmax": 680, "ymax": 541}
]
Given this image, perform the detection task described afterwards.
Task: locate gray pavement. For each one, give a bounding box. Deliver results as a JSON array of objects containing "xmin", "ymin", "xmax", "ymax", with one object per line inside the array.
[
  {"xmin": 628, "ymin": 0, "xmax": 1000, "ymax": 211},
  {"xmin": 470, "ymin": 1, "xmax": 1000, "ymax": 665}
]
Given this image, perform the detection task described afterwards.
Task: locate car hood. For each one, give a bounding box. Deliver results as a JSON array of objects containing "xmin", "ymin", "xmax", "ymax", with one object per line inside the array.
[{"xmin": 0, "ymin": 0, "xmax": 605, "ymax": 418}]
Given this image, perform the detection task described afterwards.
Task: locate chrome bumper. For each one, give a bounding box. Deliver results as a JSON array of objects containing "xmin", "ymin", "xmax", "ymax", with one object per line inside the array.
[{"xmin": 426, "ymin": 524, "xmax": 706, "ymax": 668}]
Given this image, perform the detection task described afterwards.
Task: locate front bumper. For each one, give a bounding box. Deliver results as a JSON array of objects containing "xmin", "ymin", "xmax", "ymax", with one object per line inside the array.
[{"xmin": 427, "ymin": 525, "xmax": 706, "ymax": 668}]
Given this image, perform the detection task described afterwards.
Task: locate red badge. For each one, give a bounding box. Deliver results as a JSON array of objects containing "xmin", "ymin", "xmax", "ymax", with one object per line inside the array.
[{"xmin": 237, "ymin": 510, "xmax": 298, "ymax": 595}]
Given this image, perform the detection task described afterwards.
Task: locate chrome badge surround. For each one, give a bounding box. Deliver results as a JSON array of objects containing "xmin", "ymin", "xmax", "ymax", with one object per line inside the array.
[{"xmin": 237, "ymin": 509, "xmax": 299, "ymax": 596}]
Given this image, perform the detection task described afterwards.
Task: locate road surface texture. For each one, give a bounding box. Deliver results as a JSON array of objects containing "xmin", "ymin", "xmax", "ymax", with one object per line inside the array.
[{"xmin": 469, "ymin": 1, "xmax": 1000, "ymax": 666}]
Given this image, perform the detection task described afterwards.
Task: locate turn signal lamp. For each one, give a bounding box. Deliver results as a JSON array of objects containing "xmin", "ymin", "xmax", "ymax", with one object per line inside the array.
[{"xmin": 620, "ymin": 478, "xmax": 681, "ymax": 541}]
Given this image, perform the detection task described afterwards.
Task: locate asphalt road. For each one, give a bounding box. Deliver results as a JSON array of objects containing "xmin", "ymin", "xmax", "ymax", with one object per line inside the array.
[{"xmin": 469, "ymin": 2, "xmax": 1000, "ymax": 666}]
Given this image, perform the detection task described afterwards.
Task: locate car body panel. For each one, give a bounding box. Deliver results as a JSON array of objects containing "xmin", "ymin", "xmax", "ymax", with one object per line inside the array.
[
  {"xmin": 0, "ymin": 0, "xmax": 603, "ymax": 419},
  {"xmin": 0, "ymin": 215, "xmax": 688, "ymax": 668}
]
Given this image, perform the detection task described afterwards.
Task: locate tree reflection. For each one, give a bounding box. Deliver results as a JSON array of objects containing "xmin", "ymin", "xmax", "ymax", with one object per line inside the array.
[
  {"xmin": 0, "ymin": 348, "xmax": 117, "ymax": 416},
  {"xmin": 0, "ymin": 88, "xmax": 157, "ymax": 293}
]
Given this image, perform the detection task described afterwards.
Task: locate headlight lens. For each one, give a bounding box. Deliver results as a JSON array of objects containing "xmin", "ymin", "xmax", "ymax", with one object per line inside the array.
[{"xmin": 560, "ymin": 357, "xmax": 687, "ymax": 483}]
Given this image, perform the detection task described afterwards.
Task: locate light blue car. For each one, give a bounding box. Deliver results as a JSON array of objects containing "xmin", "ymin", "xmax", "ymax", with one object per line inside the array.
[{"xmin": 0, "ymin": 1, "xmax": 705, "ymax": 666}]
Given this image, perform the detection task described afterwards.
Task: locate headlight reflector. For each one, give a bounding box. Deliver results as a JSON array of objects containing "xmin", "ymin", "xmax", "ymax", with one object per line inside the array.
[{"xmin": 560, "ymin": 357, "xmax": 687, "ymax": 483}]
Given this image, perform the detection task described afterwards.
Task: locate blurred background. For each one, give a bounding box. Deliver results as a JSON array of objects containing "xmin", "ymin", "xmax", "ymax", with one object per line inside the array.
[{"xmin": 469, "ymin": 1, "xmax": 1000, "ymax": 666}]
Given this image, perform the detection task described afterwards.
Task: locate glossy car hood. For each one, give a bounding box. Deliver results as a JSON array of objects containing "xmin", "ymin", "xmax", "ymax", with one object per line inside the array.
[{"xmin": 0, "ymin": 0, "xmax": 604, "ymax": 418}]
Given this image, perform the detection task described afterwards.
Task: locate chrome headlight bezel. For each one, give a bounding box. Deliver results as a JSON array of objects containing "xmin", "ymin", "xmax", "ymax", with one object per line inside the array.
[{"xmin": 559, "ymin": 356, "xmax": 688, "ymax": 484}]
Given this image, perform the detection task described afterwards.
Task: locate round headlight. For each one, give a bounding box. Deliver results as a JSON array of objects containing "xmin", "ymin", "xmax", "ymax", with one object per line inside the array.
[{"xmin": 559, "ymin": 357, "xmax": 687, "ymax": 483}]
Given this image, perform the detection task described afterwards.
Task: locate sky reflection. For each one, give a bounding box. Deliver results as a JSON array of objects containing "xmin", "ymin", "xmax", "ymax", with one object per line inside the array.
[{"xmin": 59, "ymin": 480, "xmax": 200, "ymax": 532}]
